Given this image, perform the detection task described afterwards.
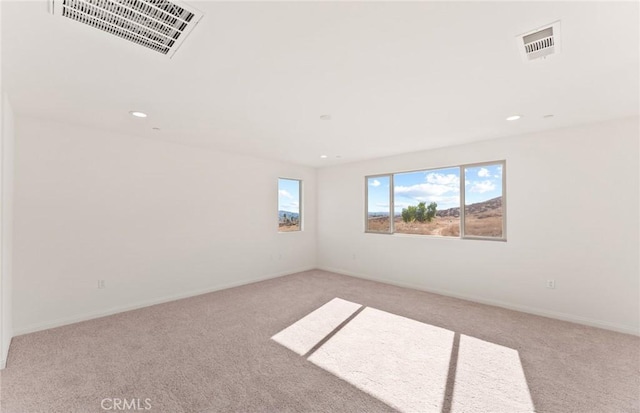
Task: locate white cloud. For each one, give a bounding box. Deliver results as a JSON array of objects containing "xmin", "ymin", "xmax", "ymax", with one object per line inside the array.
[
  {"xmin": 395, "ymin": 173, "xmax": 459, "ymax": 199},
  {"xmin": 279, "ymin": 190, "xmax": 293, "ymax": 199},
  {"xmin": 369, "ymin": 179, "xmax": 381, "ymax": 187},
  {"xmin": 395, "ymin": 183, "xmax": 454, "ymax": 197},
  {"xmin": 426, "ymin": 173, "xmax": 459, "ymax": 186},
  {"xmin": 393, "ymin": 172, "xmax": 461, "ymax": 209},
  {"xmin": 477, "ymin": 168, "xmax": 490, "ymax": 178},
  {"xmin": 470, "ymin": 180, "xmax": 496, "ymax": 193},
  {"xmin": 282, "ymin": 201, "xmax": 299, "ymax": 213}
]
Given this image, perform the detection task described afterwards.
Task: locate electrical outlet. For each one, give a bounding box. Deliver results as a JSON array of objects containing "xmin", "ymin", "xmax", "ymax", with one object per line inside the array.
[
  {"xmin": 98, "ymin": 280, "xmax": 106, "ymax": 289},
  {"xmin": 546, "ymin": 279, "xmax": 555, "ymax": 289}
]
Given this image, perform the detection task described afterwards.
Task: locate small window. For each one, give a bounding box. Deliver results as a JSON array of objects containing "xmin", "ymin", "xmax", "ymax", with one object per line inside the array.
[
  {"xmin": 366, "ymin": 175, "xmax": 392, "ymax": 233},
  {"xmin": 394, "ymin": 167, "xmax": 460, "ymax": 237},
  {"xmin": 463, "ymin": 163, "xmax": 505, "ymax": 239},
  {"xmin": 278, "ymin": 178, "xmax": 301, "ymax": 232}
]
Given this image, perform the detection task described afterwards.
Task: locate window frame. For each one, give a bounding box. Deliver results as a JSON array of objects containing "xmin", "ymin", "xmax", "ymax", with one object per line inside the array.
[
  {"xmin": 364, "ymin": 160, "xmax": 506, "ymax": 241},
  {"xmin": 364, "ymin": 174, "xmax": 394, "ymax": 234},
  {"xmin": 460, "ymin": 160, "xmax": 507, "ymax": 242},
  {"xmin": 278, "ymin": 177, "xmax": 303, "ymax": 233}
]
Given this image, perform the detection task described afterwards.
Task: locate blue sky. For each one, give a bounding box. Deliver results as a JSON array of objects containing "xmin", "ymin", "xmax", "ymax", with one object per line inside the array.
[
  {"xmin": 394, "ymin": 167, "xmax": 460, "ymax": 212},
  {"xmin": 278, "ymin": 178, "xmax": 300, "ymax": 213},
  {"xmin": 464, "ymin": 164, "xmax": 503, "ymax": 205},
  {"xmin": 367, "ymin": 176, "xmax": 391, "ymax": 213},
  {"xmin": 367, "ymin": 164, "xmax": 503, "ymax": 214}
]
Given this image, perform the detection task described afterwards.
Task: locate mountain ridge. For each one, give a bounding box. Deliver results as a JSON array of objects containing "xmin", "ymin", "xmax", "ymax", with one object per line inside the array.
[{"xmin": 436, "ymin": 196, "xmax": 502, "ymax": 218}]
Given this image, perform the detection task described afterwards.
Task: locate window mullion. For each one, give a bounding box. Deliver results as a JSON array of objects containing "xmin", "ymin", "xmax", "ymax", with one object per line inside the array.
[
  {"xmin": 390, "ymin": 174, "xmax": 394, "ymax": 234},
  {"xmin": 459, "ymin": 166, "xmax": 465, "ymax": 238}
]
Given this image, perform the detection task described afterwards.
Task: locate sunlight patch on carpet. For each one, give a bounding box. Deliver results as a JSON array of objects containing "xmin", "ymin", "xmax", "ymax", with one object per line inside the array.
[
  {"xmin": 307, "ymin": 306, "xmax": 454, "ymax": 412},
  {"xmin": 271, "ymin": 298, "xmax": 362, "ymax": 355},
  {"xmin": 451, "ymin": 335, "xmax": 535, "ymax": 412},
  {"xmin": 272, "ymin": 298, "xmax": 535, "ymax": 413}
]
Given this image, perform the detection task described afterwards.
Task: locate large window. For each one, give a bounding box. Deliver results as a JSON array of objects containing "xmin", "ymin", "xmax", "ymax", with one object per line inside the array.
[
  {"xmin": 365, "ymin": 161, "xmax": 505, "ymax": 240},
  {"xmin": 278, "ymin": 178, "xmax": 301, "ymax": 232}
]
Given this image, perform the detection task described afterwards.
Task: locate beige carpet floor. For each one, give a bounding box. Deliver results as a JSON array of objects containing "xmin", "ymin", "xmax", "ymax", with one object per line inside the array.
[{"xmin": 1, "ymin": 270, "xmax": 638, "ymax": 412}]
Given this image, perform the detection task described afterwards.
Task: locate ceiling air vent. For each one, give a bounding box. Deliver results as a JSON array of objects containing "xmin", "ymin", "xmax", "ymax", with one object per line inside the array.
[
  {"xmin": 517, "ymin": 21, "xmax": 561, "ymax": 62},
  {"xmin": 49, "ymin": 0, "xmax": 203, "ymax": 58}
]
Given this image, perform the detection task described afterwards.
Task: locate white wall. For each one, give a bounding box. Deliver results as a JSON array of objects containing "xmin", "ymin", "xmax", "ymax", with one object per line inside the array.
[
  {"xmin": 10, "ymin": 115, "xmax": 640, "ymax": 337},
  {"xmin": 13, "ymin": 117, "xmax": 317, "ymax": 334},
  {"xmin": 1, "ymin": 93, "xmax": 15, "ymax": 368},
  {"xmin": 318, "ymin": 117, "xmax": 640, "ymax": 335}
]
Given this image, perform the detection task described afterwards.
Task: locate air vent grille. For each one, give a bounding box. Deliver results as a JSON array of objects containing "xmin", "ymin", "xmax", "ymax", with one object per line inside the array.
[
  {"xmin": 523, "ymin": 27, "xmax": 554, "ymax": 53},
  {"xmin": 517, "ymin": 21, "xmax": 561, "ymax": 62},
  {"xmin": 50, "ymin": 0, "xmax": 203, "ymax": 58}
]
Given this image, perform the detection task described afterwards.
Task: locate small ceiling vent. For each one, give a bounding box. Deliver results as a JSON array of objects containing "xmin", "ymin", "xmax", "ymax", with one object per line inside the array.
[
  {"xmin": 49, "ymin": 0, "xmax": 203, "ymax": 58},
  {"xmin": 517, "ymin": 21, "xmax": 561, "ymax": 62}
]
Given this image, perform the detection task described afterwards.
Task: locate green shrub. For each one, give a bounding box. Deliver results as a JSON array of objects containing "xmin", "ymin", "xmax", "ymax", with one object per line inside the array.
[
  {"xmin": 426, "ymin": 202, "xmax": 437, "ymax": 222},
  {"xmin": 404, "ymin": 202, "xmax": 437, "ymax": 223},
  {"xmin": 402, "ymin": 205, "xmax": 417, "ymax": 222}
]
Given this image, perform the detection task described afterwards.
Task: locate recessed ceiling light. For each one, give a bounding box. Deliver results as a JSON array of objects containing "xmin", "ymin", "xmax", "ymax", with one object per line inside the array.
[
  {"xmin": 130, "ymin": 111, "xmax": 147, "ymax": 118},
  {"xmin": 320, "ymin": 155, "xmax": 328, "ymax": 159},
  {"xmin": 506, "ymin": 115, "xmax": 521, "ymax": 121},
  {"xmin": 320, "ymin": 115, "xmax": 331, "ymax": 121},
  {"xmin": 335, "ymin": 155, "xmax": 342, "ymax": 159},
  {"xmin": 543, "ymin": 114, "xmax": 554, "ymax": 119},
  {"xmin": 152, "ymin": 127, "xmax": 161, "ymax": 131}
]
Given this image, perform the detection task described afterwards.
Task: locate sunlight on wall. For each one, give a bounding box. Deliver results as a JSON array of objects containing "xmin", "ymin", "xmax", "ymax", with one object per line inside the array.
[
  {"xmin": 271, "ymin": 298, "xmax": 361, "ymax": 355},
  {"xmin": 272, "ymin": 298, "xmax": 535, "ymax": 413}
]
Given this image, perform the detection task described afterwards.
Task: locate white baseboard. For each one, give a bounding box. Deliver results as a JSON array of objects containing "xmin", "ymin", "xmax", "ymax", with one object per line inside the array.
[
  {"xmin": 318, "ymin": 266, "xmax": 640, "ymax": 336},
  {"xmin": 14, "ymin": 266, "xmax": 315, "ymax": 336},
  {"xmin": 14, "ymin": 265, "xmax": 639, "ymax": 338}
]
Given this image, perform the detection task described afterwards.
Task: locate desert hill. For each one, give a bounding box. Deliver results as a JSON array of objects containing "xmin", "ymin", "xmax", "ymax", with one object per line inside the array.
[{"xmin": 435, "ymin": 196, "xmax": 502, "ymax": 218}]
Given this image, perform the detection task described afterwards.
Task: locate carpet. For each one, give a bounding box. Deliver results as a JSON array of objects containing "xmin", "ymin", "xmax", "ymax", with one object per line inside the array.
[{"xmin": 1, "ymin": 270, "xmax": 638, "ymax": 412}]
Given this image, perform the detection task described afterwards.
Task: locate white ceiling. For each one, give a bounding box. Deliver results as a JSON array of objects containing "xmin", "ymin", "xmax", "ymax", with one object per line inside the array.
[{"xmin": 2, "ymin": 1, "xmax": 638, "ymax": 167}]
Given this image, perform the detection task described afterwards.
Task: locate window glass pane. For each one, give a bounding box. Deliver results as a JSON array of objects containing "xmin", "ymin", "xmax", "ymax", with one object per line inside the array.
[
  {"xmin": 393, "ymin": 167, "xmax": 460, "ymax": 236},
  {"xmin": 278, "ymin": 178, "xmax": 301, "ymax": 232},
  {"xmin": 464, "ymin": 164, "xmax": 504, "ymax": 238},
  {"xmin": 367, "ymin": 176, "xmax": 391, "ymax": 233}
]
